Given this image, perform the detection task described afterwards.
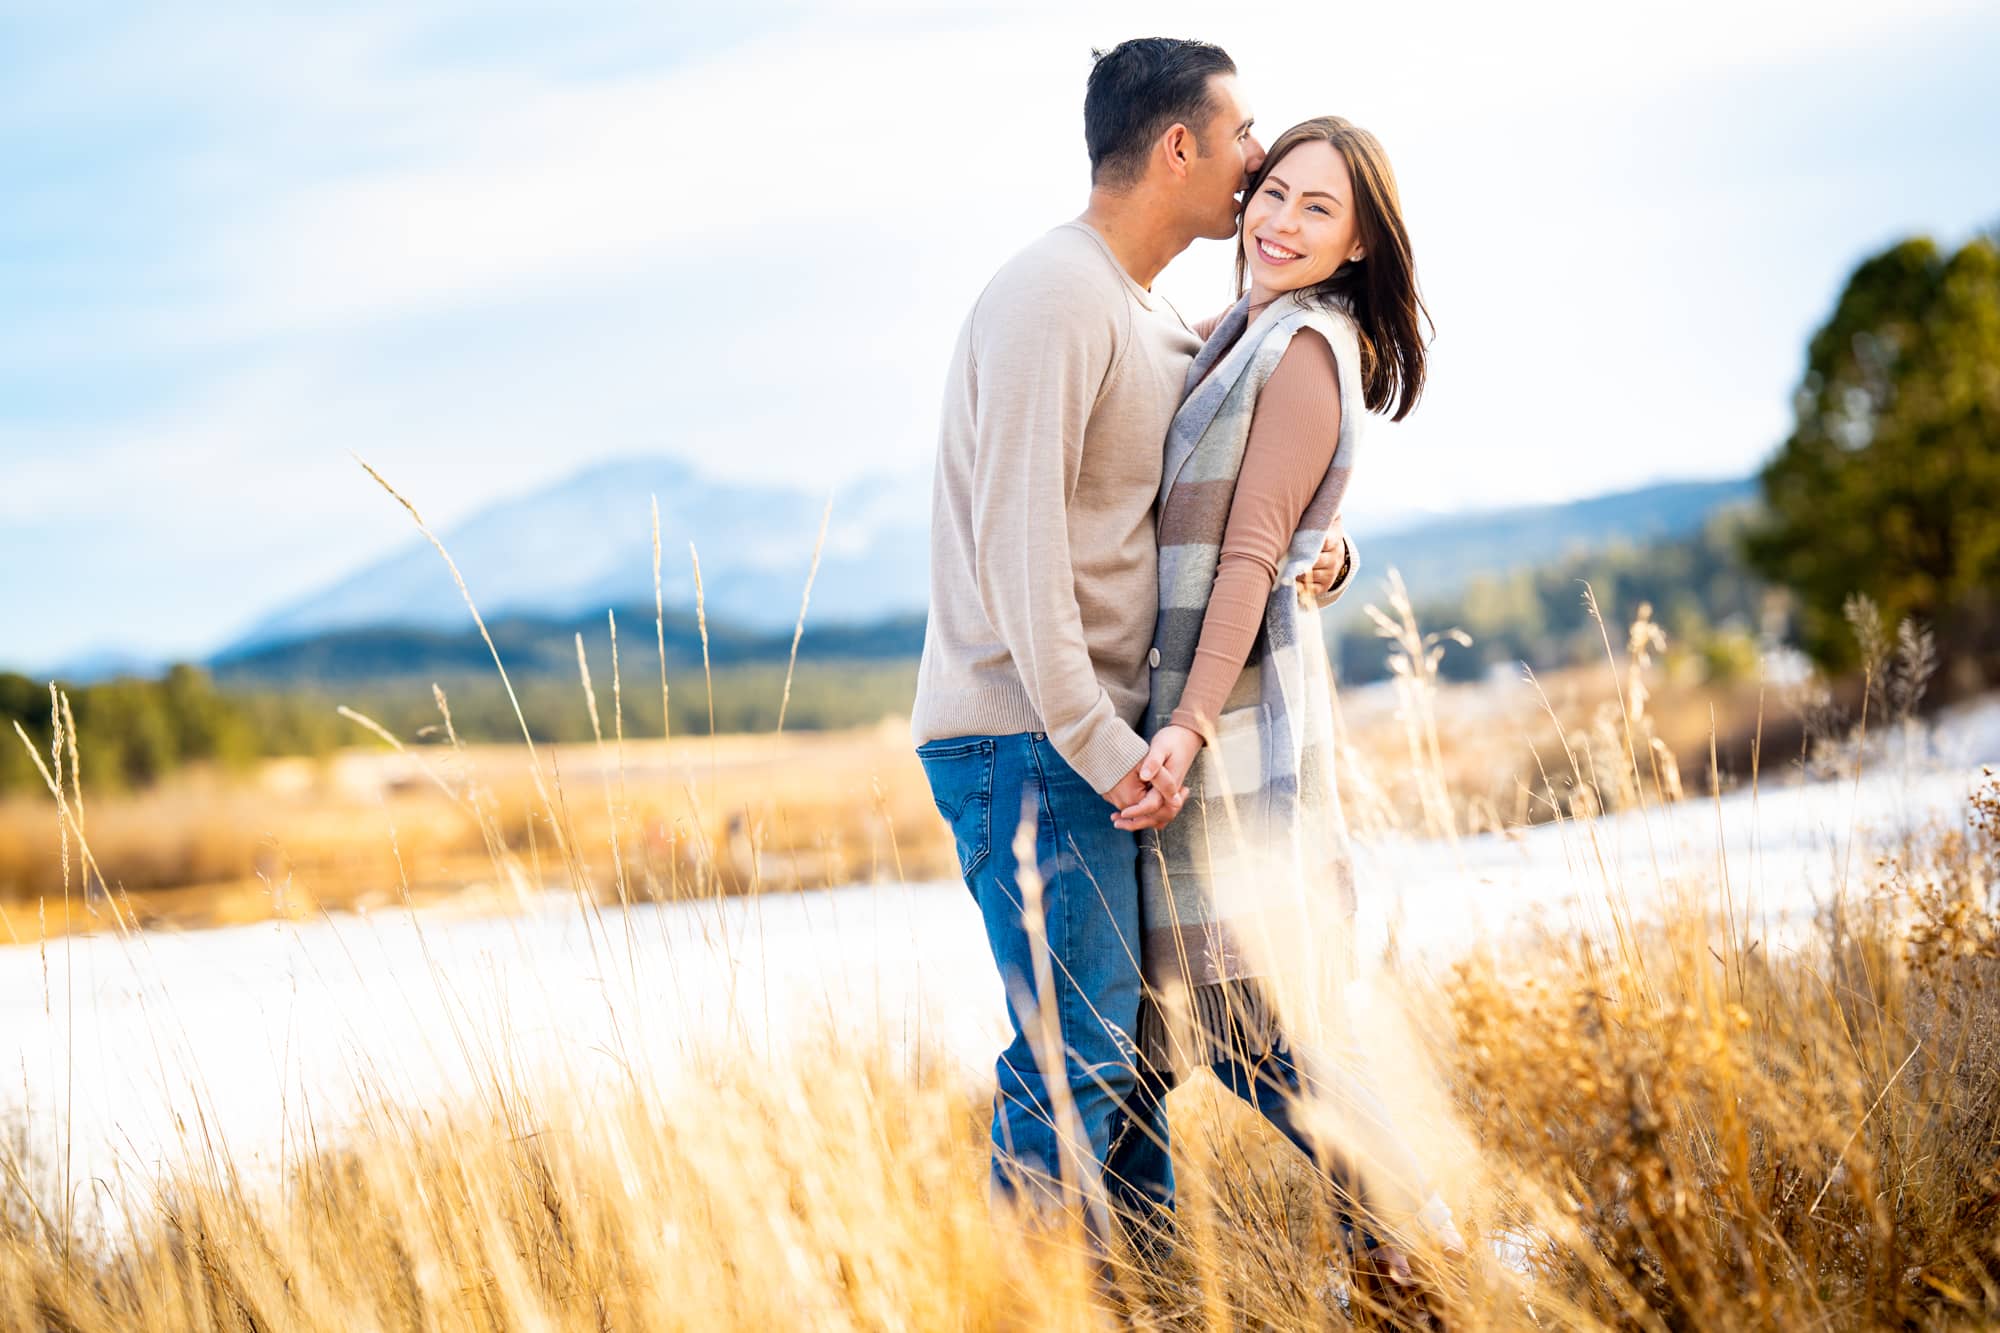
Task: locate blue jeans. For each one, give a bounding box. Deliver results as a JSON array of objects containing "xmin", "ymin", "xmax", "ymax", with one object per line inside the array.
[
  {"xmin": 917, "ymin": 732, "xmax": 1173, "ymax": 1232},
  {"xmin": 1124, "ymin": 1030, "xmax": 1383, "ymax": 1254}
]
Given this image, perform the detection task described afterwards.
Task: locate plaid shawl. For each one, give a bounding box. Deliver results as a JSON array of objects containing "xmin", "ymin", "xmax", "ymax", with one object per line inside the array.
[{"xmin": 1136, "ymin": 291, "xmax": 1363, "ymax": 1071}]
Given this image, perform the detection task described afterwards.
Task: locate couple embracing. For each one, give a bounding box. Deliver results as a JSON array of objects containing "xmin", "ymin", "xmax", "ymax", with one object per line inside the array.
[{"xmin": 912, "ymin": 36, "xmax": 1461, "ymax": 1299}]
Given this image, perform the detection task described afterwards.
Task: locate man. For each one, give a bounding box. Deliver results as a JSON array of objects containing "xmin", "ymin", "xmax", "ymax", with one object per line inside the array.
[{"xmin": 911, "ymin": 37, "xmax": 1353, "ymax": 1237}]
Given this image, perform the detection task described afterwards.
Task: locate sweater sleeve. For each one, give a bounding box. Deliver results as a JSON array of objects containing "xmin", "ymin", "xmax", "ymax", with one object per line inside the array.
[
  {"xmin": 966, "ymin": 268, "xmax": 1149, "ymax": 793},
  {"xmin": 1170, "ymin": 328, "xmax": 1345, "ymax": 736}
]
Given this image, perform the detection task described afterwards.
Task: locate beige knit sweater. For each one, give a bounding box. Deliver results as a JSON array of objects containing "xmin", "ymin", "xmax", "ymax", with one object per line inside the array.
[{"xmin": 911, "ymin": 221, "xmax": 1201, "ymax": 793}]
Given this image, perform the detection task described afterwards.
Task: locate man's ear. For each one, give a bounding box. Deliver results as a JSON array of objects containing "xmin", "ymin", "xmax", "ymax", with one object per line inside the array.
[{"xmin": 1160, "ymin": 123, "xmax": 1195, "ymax": 181}]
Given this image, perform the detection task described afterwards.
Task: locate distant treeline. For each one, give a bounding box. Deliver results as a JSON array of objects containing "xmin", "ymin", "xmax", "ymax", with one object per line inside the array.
[
  {"xmin": 1332, "ymin": 506, "xmax": 1780, "ymax": 685},
  {"xmin": 211, "ymin": 608, "xmax": 927, "ymax": 685},
  {"xmin": 6, "ymin": 606, "xmax": 922, "ymax": 796},
  {"xmin": 0, "ymin": 657, "xmax": 922, "ymax": 797},
  {"xmin": 316, "ymin": 659, "xmax": 919, "ymax": 752},
  {"xmin": 2, "ymin": 606, "xmax": 924, "ymax": 797},
  {"xmin": 1, "ymin": 666, "xmax": 348, "ymax": 795}
]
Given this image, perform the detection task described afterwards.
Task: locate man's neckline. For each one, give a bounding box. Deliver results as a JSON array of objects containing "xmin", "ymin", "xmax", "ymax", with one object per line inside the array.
[{"xmin": 1063, "ymin": 220, "xmax": 1165, "ymax": 312}]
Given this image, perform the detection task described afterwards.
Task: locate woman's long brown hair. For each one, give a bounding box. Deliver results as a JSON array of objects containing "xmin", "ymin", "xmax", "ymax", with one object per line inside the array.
[{"xmin": 1235, "ymin": 116, "xmax": 1431, "ymax": 421}]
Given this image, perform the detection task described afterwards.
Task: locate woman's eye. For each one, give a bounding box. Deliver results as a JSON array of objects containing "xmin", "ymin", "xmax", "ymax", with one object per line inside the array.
[
  {"xmin": 1308, "ymin": 204, "xmax": 1328, "ymax": 216},
  {"xmin": 1263, "ymin": 187, "xmax": 1283, "ymax": 200}
]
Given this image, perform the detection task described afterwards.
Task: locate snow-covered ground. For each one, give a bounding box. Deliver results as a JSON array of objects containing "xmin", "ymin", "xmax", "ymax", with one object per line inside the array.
[{"xmin": 3, "ymin": 700, "xmax": 1994, "ymax": 1232}]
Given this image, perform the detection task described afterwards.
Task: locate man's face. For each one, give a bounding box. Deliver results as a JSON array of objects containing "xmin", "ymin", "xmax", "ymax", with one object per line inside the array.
[{"xmin": 1187, "ymin": 73, "xmax": 1266, "ymax": 241}]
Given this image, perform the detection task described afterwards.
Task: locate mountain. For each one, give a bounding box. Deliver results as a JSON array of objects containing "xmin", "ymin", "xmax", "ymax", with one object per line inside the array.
[
  {"xmin": 222, "ymin": 455, "xmax": 1758, "ymax": 675},
  {"xmin": 224, "ymin": 458, "xmax": 932, "ymax": 656}
]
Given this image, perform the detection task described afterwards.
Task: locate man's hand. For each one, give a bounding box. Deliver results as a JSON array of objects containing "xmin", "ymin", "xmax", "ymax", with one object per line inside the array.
[
  {"xmin": 1103, "ymin": 752, "xmax": 1187, "ymax": 832},
  {"xmin": 1114, "ymin": 725, "xmax": 1202, "ymax": 832},
  {"xmin": 1297, "ymin": 518, "xmax": 1351, "ymax": 600}
]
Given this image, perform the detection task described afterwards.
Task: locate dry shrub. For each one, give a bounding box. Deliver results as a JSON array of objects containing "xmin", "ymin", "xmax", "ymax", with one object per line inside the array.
[
  {"xmin": 1434, "ymin": 766, "xmax": 2000, "ymax": 1328},
  {"xmin": 1339, "ymin": 580, "xmax": 1781, "ymax": 845}
]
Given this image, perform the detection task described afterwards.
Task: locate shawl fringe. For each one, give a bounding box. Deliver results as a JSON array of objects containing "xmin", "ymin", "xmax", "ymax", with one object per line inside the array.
[{"xmin": 1136, "ymin": 978, "xmax": 1289, "ymax": 1075}]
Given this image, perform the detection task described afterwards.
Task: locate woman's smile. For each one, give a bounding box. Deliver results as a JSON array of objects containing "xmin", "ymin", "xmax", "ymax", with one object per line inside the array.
[{"xmin": 1254, "ymin": 236, "xmax": 1305, "ymax": 264}]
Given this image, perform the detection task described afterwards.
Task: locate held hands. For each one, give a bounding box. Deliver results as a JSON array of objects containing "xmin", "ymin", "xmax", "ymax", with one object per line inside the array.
[
  {"xmin": 1297, "ymin": 518, "xmax": 1350, "ymax": 600},
  {"xmin": 1107, "ymin": 724, "xmax": 1205, "ymax": 832},
  {"xmin": 1102, "ymin": 521, "xmax": 1340, "ymax": 832},
  {"xmin": 1103, "ymin": 764, "xmax": 1176, "ymax": 831}
]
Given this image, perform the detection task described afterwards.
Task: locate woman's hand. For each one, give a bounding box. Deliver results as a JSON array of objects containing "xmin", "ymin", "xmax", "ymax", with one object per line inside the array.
[
  {"xmin": 1297, "ymin": 518, "xmax": 1351, "ymax": 600},
  {"xmin": 1114, "ymin": 724, "xmax": 1204, "ymax": 831}
]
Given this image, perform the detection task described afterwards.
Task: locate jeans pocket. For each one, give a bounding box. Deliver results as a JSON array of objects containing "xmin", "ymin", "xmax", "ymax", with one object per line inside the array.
[{"xmin": 917, "ymin": 738, "xmax": 996, "ymax": 880}]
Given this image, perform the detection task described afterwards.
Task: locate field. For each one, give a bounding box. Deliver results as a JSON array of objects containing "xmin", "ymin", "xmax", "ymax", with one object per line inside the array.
[
  {"xmin": 4, "ymin": 592, "xmax": 1998, "ymax": 1330},
  {"xmin": 0, "ymin": 720, "xmax": 953, "ymax": 939}
]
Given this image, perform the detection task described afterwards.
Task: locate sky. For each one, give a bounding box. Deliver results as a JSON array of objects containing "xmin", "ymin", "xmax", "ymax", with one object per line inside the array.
[{"xmin": 3, "ymin": 0, "xmax": 1997, "ymax": 672}]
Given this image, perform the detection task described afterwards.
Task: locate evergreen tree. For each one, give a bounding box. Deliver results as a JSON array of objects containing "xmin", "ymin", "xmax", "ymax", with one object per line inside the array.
[{"xmin": 1745, "ymin": 234, "xmax": 2000, "ymax": 692}]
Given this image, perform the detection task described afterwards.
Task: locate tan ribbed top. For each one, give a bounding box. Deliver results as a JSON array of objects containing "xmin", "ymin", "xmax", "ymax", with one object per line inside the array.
[{"xmin": 1168, "ymin": 301, "xmax": 1344, "ymax": 735}]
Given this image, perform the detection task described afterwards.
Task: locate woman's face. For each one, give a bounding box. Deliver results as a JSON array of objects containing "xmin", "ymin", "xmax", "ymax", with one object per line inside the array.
[{"xmin": 1240, "ymin": 140, "xmax": 1364, "ymax": 296}]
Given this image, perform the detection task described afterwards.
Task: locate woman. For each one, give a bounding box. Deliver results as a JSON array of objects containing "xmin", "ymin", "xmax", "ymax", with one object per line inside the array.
[{"xmin": 1116, "ymin": 116, "xmax": 1461, "ymax": 1307}]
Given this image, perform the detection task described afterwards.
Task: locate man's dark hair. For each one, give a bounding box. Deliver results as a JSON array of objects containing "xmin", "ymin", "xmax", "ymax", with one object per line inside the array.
[{"xmin": 1084, "ymin": 38, "xmax": 1236, "ymax": 189}]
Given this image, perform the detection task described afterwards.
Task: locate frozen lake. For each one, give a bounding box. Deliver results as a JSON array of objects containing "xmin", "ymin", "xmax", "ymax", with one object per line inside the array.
[{"xmin": 2, "ymin": 714, "xmax": 1993, "ymax": 1227}]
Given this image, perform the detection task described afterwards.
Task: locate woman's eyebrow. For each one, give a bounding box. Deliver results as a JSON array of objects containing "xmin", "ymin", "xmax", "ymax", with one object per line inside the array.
[{"xmin": 1267, "ymin": 174, "xmax": 1342, "ymax": 204}]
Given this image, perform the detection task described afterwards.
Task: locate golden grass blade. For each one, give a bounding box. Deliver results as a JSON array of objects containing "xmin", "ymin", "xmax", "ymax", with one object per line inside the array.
[
  {"xmin": 775, "ymin": 492, "xmax": 833, "ymax": 736},
  {"xmin": 652, "ymin": 494, "xmax": 671, "ymax": 748},
  {"xmin": 351, "ymin": 453, "xmax": 571, "ymax": 867},
  {"xmin": 692, "ymin": 541, "xmax": 716, "ymax": 802}
]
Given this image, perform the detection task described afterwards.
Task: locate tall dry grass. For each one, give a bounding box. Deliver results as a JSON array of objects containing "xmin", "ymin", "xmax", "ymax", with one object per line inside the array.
[
  {"xmin": 4, "ymin": 474, "xmax": 1997, "ymax": 1330},
  {"xmin": 1435, "ymin": 773, "xmax": 2000, "ymax": 1326},
  {"xmin": 4, "ymin": 748, "xmax": 1993, "ymax": 1329},
  {"xmin": 0, "ymin": 725, "xmax": 956, "ymax": 940}
]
